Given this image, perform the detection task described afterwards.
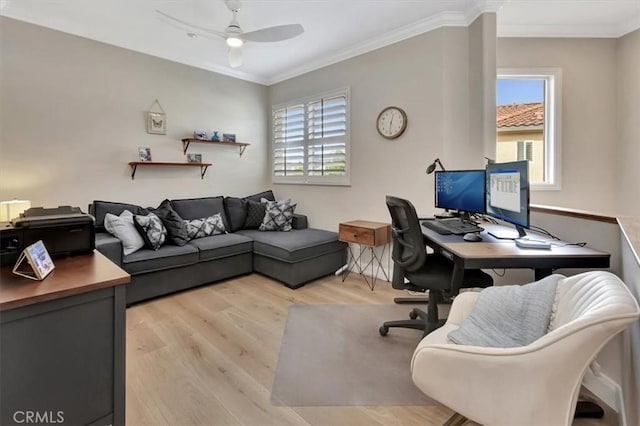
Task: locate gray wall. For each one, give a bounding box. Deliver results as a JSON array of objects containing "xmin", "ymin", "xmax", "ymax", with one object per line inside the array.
[
  {"xmin": 615, "ymin": 30, "xmax": 640, "ymax": 216},
  {"xmin": 0, "ymin": 17, "xmax": 270, "ymax": 211},
  {"xmin": 497, "ymin": 37, "xmax": 619, "ymax": 211},
  {"xmin": 269, "ymin": 15, "xmax": 496, "ymax": 232}
]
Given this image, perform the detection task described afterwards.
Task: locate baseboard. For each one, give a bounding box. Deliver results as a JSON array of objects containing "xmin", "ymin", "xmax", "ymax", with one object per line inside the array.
[{"xmin": 582, "ymin": 367, "xmax": 628, "ymax": 426}]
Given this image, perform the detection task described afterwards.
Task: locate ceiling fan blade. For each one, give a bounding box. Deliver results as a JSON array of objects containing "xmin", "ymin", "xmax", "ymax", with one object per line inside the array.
[
  {"xmin": 240, "ymin": 24, "xmax": 304, "ymax": 43},
  {"xmin": 228, "ymin": 46, "xmax": 242, "ymax": 68},
  {"xmin": 155, "ymin": 10, "xmax": 226, "ymax": 39}
]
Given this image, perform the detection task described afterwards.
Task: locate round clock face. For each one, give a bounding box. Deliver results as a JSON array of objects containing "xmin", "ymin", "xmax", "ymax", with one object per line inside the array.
[{"xmin": 377, "ymin": 107, "xmax": 407, "ymax": 139}]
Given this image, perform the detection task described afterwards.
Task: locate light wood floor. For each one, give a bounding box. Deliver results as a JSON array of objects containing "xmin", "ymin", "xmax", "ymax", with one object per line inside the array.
[{"xmin": 126, "ymin": 273, "xmax": 616, "ymax": 425}]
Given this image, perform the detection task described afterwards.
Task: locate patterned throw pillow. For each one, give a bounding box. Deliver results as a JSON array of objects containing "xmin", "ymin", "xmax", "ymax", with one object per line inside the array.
[
  {"xmin": 244, "ymin": 200, "xmax": 267, "ymax": 229},
  {"xmin": 133, "ymin": 212, "xmax": 167, "ymax": 250},
  {"xmin": 185, "ymin": 213, "xmax": 227, "ymax": 240},
  {"xmin": 259, "ymin": 199, "xmax": 297, "ymax": 232},
  {"xmin": 152, "ymin": 199, "xmax": 189, "ymax": 246}
]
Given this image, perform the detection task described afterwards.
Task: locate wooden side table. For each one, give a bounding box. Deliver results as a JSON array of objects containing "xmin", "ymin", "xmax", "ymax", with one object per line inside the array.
[{"xmin": 339, "ymin": 220, "xmax": 391, "ymax": 290}]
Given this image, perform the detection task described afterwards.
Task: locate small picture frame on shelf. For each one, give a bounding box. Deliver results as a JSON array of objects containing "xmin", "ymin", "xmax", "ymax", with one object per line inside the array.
[
  {"xmin": 222, "ymin": 133, "xmax": 236, "ymax": 142},
  {"xmin": 138, "ymin": 147, "xmax": 152, "ymax": 162},
  {"xmin": 187, "ymin": 153, "xmax": 202, "ymax": 163},
  {"xmin": 147, "ymin": 112, "xmax": 166, "ymax": 135},
  {"xmin": 193, "ymin": 131, "xmax": 208, "ymax": 140}
]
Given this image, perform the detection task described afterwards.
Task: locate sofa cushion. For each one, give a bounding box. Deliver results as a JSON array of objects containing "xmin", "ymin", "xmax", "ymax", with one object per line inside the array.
[
  {"xmin": 244, "ymin": 200, "xmax": 267, "ymax": 229},
  {"xmin": 185, "ymin": 213, "xmax": 227, "ymax": 240},
  {"xmin": 224, "ymin": 197, "xmax": 248, "ymax": 232},
  {"xmin": 123, "ymin": 244, "xmax": 199, "ymax": 275},
  {"xmin": 170, "ymin": 196, "xmax": 229, "ymax": 230},
  {"xmin": 244, "ymin": 190, "xmax": 275, "ymax": 202},
  {"xmin": 90, "ymin": 200, "xmax": 149, "ymax": 231},
  {"xmin": 134, "ymin": 212, "xmax": 168, "ymax": 250},
  {"xmin": 104, "ymin": 210, "xmax": 145, "ymax": 255},
  {"xmin": 259, "ymin": 199, "xmax": 297, "ymax": 232},
  {"xmin": 187, "ymin": 233, "xmax": 254, "ymax": 261},
  {"xmin": 237, "ymin": 229, "xmax": 344, "ymax": 262},
  {"xmin": 152, "ymin": 199, "xmax": 189, "ymax": 246}
]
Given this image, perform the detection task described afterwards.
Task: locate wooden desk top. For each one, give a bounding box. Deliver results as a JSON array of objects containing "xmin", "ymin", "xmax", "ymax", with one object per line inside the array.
[{"xmin": 0, "ymin": 251, "xmax": 130, "ymax": 311}]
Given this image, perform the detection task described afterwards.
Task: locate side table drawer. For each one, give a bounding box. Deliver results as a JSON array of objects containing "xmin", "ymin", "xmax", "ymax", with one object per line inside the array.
[{"xmin": 339, "ymin": 224, "xmax": 375, "ymax": 245}]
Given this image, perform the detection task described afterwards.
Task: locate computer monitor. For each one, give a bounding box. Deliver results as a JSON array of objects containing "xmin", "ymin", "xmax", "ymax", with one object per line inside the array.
[
  {"xmin": 434, "ymin": 170, "xmax": 486, "ymax": 218},
  {"xmin": 485, "ymin": 160, "xmax": 530, "ymax": 238}
]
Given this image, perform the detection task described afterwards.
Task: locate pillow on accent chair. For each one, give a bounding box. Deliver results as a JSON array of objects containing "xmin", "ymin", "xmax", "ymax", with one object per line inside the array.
[
  {"xmin": 259, "ymin": 198, "xmax": 297, "ymax": 232},
  {"xmin": 104, "ymin": 210, "xmax": 145, "ymax": 255},
  {"xmin": 152, "ymin": 199, "xmax": 189, "ymax": 246},
  {"xmin": 243, "ymin": 200, "xmax": 267, "ymax": 229},
  {"xmin": 134, "ymin": 212, "xmax": 167, "ymax": 250},
  {"xmin": 185, "ymin": 213, "xmax": 227, "ymax": 240}
]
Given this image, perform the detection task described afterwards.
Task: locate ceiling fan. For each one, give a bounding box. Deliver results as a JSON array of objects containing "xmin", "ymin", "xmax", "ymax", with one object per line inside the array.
[{"xmin": 156, "ymin": 0, "xmax": 304, "ymax": 68}]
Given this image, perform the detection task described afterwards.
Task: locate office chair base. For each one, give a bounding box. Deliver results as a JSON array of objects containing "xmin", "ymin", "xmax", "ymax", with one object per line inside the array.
[{"xmin": 379, "ymin": 308, "xmax": 445, "ymax": 337}]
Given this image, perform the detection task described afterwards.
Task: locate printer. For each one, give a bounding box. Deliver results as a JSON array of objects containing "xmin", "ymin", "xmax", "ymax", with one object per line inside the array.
[{"xmin": 0, "ymin": 206, "xmax": 95, "ymax": 266}]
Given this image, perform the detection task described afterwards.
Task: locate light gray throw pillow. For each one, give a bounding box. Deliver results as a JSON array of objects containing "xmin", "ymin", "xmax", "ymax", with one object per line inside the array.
[
  {"xmin": 447, "ymin": 274, "xmax": 561, "ymax": 348},
  {"xmin": 104, "ymin": 210, "xmax": 145, "ymax": 255}
]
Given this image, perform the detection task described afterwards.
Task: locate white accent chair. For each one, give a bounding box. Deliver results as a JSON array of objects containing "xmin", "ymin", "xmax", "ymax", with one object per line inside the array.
[{"xmin": 411, "ymin": 271, "xmax": 640, "ymax": 426}]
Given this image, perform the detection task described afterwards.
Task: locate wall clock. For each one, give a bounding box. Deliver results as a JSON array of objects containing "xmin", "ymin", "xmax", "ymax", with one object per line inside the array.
[{"xmin": 376, "ymin": 106, "xmax": 407, "ymax": 139}]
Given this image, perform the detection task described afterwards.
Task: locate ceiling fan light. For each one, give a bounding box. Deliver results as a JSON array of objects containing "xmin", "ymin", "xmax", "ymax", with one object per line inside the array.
[{"xmin": 226, "ymin": 36, "xmax": 243, "ymax": 47}]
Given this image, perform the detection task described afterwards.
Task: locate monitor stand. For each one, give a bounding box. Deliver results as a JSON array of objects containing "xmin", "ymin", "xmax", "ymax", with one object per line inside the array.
[
  {"xmin": 434, "ymin": 209, "xmax": 458, "ymax": 219},
  {"xmin": 488, "ymin": 224, "xmax": 527, "ymax": 240}
]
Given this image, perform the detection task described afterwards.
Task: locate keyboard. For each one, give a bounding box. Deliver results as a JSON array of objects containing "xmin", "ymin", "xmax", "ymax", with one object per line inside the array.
[{"xmin": 421, "ymin": 218, "xmax": 484, "ymax": 235}]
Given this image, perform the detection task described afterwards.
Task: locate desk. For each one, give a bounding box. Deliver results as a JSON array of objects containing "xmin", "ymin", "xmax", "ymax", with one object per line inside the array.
[
  {"xmin": 0, "ymin": 251, "xmax": 130, "ymax": 426},
  {"xmin": 420, "ymin": 221, "xmax": 611, "ymax": 295}
]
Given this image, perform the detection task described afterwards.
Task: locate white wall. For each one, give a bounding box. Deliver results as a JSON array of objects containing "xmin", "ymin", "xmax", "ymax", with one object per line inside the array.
[
  {"xmin": 0, "ymin": 17, "xmax": 270, "ymax": 211},
  {"xmin": 615, "ymin": 30, "xmax": 640, "ymax": 216},
  {"xmin": 497, "ymin": 37, "xmax": 618, "ymax": 211}
]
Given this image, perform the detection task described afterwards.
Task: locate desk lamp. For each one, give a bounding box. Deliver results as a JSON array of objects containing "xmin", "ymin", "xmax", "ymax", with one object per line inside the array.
[{"xmin": 426, "ymin": 158, "xmax": 445, "ymax": 174}]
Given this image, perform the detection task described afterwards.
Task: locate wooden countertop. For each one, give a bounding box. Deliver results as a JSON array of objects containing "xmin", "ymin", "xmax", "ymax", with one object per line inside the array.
[{"xmin": 0, "ymin": 251, "xmax": 129, "ymax": 311}]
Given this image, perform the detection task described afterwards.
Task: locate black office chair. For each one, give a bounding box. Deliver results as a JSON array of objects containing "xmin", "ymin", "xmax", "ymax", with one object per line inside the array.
[{"xmin": 379, "ymin": 196, "xmax": 493, "ymax": 337}]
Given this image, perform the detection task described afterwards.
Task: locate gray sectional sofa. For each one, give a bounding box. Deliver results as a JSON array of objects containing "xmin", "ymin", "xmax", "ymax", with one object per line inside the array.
[{"xmin": 89, "ymin": 190, "xmax": 347, "ymax": 304}]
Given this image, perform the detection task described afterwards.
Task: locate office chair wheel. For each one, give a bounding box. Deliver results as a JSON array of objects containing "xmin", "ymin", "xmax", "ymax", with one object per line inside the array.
[
  {"xmin": 379, "ymin": 325, "xmax": 389, "ymax": 336},
  {"xmin": 409, "ymin": 310, "xmax": 418, "ymax": 320}
]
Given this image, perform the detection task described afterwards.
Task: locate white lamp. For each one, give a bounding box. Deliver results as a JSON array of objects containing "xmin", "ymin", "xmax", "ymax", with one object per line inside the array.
[{"xmin": 0, "ymin": 199, "xmax": 32, "ymax": 222}]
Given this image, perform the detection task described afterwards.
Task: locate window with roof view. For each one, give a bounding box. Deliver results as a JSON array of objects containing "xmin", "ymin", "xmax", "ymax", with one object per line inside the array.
[
  {"xmin": 496, "ymin": 69, "xmax": 561, "ymax": 189},
  {"xmin": 272, "ymin": 88, "xmax": 350, "ymax": 185}
]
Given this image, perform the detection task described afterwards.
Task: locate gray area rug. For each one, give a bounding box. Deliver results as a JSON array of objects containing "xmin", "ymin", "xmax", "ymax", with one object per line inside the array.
[{"xmin": 271, "ymin": 304, "xmax": 442, "ymax": 406}]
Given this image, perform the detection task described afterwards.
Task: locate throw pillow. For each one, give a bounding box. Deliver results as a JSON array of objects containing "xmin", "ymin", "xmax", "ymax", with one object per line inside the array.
[
  {"xmin": 259, "ymin": 199, "xmax": 297, "ymax": 232},
  {"xmin": 185, "ymin": 213, "xmax": 227, "ymax": 240},
  {"xmin": 134, "ymin": 212, "xmax": 167, "ymax": 250},
  {"xmin": 152, "ymin": 199, "xmax": 189, "ymax": 246},
  {"xmin": 223, "ymin": 197, "xmax": 248, "ymax": 232},
  {"xmin": 104, "ymin": 210, "xmax": 145, "ymax": 255},
  {"xmin": 244, "ymin": 200, "xmax": 267, "ymax": 229}
]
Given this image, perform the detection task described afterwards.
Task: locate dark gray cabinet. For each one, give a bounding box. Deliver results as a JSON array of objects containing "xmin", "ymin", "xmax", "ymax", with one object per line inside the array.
[{"xmin": 0, "ymin": 252, "xmax": 129, "ymax": 426}]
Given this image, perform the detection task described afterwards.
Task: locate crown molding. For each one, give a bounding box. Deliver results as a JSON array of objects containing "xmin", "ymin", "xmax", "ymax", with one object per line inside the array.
[{"xmin": 497, "ymin": 21, "xmax": 640, "ymax": 39}]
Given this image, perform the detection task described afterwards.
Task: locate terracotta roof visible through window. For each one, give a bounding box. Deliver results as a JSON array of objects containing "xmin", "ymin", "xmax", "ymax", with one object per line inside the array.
[{"xmin": 497, "ymin": 102, "xmax": 544, "ymax": 128}]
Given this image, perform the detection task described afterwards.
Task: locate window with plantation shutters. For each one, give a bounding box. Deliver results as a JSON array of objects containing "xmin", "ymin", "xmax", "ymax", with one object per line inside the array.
[{"xmin": 272, "ymin": 88, "xmax": 350, "ymax": 185}]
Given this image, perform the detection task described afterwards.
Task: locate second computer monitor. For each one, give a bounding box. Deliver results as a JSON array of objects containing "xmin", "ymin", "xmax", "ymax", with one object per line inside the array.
[
  {"xmin": 434, "ymin": 170, "xmax": 486, "ymax": 215},
  {"xmin": 485, "ymin": 160, "xmax": 530, "ymax": 233}
]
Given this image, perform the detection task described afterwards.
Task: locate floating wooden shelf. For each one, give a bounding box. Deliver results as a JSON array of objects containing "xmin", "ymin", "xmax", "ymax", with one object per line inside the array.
[
  {"xmin": 181, "ymin": 138, "xmax": 250, "ymax": 157},
  {"xmin": 128, "ymin": 161, "xmax": 212, "ymax": 180}
]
